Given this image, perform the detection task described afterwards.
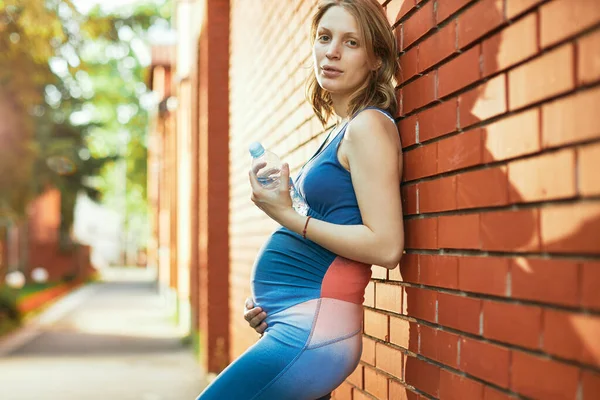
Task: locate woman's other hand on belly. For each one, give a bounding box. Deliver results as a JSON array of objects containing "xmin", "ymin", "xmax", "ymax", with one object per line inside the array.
[{"xmin": 244, "ymin": 297, "xmax": 268, "ymax": 335}]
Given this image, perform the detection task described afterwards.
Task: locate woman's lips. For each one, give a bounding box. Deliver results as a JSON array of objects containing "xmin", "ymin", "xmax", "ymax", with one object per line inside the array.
[{"xmin": 321, "ymin": 66, "xmax": 343, "ymax": 78}]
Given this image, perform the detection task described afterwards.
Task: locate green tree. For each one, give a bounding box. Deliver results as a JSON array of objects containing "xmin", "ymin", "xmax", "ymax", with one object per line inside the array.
[{"xmin": 0, "ymin": 0, "xmax": 170, "ymax": 250}]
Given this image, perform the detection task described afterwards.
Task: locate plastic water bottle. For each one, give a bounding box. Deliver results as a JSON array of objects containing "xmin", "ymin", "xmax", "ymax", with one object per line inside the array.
[{"xmin": 249, "ymin": 142, "xmax": 309, "ymax": 216}]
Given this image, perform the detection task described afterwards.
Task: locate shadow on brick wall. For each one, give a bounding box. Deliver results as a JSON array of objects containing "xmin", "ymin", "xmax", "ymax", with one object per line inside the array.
[{"xmin": 394, "ymin": 1, "xmax": 599, "ymax": 399}]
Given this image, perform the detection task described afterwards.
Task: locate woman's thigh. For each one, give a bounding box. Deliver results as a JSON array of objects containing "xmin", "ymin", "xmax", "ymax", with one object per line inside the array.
[
  {"xmin": 256, "ymin": 331, "xmax": 361, "ymax": 400},
  {"xmin": 196, "ymin": 298, "xmax": 361, "ymax": 400},
  {"xmin": 195, "ymin": 333, "xmax": 300, "ymax": 399}
]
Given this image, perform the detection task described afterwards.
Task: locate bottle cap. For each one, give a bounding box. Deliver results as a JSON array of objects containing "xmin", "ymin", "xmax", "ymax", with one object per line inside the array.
[{"xmin": 248, "ymin": 142, "xmax": 265, "ymax": 158}]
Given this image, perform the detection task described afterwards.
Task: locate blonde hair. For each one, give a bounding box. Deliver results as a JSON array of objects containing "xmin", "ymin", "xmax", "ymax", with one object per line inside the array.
[{"xmin": 307, "ymin": 0, "xmax": 400, "ymax": 126}]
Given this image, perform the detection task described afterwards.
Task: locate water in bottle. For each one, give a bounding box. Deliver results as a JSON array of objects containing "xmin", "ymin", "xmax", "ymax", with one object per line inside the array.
[{"xmin": 249, "ymin": 142, "xmax": 309, "ymax": 216}]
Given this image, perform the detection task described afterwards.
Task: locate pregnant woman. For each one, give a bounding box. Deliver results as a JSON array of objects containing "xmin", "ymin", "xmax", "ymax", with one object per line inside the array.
[{"xmin": 196, "ymin": 1, "xmax": 404, "ymax": 399}]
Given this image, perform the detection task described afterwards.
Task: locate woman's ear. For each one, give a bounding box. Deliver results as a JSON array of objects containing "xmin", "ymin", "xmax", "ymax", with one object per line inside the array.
[{"xmin": 372, "ymin": 58, "xmax": 382, "ymax": 71}]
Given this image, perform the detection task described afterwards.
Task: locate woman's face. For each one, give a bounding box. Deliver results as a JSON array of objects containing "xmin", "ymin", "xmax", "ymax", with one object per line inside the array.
[{"xmin": 313, "ymin": 6, "xmax": 373, "ymax": 97}]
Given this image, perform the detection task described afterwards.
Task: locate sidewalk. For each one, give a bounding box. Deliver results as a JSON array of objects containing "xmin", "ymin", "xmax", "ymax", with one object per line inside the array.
[{"xmin": 0, "ymin": 267, "xmax": 207, "ymax": 400}]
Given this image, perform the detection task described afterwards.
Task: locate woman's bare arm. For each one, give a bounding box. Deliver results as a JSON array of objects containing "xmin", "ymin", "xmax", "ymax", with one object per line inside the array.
[{"xmin": 249, "ymin": 110, "xmax": 404, "ymax": 269}]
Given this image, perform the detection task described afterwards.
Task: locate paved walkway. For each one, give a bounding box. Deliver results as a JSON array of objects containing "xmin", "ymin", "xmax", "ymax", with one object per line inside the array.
[{"xmin": 0, "ymin": 267, "xmax": 206, "ymax": 400}]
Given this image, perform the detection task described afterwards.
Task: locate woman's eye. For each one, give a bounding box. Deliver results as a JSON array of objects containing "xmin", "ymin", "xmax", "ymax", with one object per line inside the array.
[
  {"xmin": 347, "ymin": 40, "xmax": 358, "ymax": 47},
  {"xmin": 318, "ymin": 35, "xmax": 330, "ymax": 41}
]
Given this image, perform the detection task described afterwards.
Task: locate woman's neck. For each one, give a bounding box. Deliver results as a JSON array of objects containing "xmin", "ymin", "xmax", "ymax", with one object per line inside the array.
[{"xmin": 330, "ymin": 92, "xmax": 350, "ymax": 121}]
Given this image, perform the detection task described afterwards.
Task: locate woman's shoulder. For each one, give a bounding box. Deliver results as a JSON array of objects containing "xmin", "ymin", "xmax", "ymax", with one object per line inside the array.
[{"xmin": 345, "ymin": 107, "xmax": 398, "ymax": 144}]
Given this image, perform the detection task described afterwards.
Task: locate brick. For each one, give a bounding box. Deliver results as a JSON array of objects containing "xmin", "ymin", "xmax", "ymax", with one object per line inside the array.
[
  {"xmin": 507, "ymin": 148, "xmax": 576, "ymax": 202},
  {"xmin": 403, "ymin": 143, "xmax": 437, "ymax": 180},
  {"xmin": 439, "ymin": 369, "xmax": 484, "ymax": 400},
  {"xmin": 540, "ymin": 202, "xmax": 600, "ymax": 254},
  {"xmin": 438, "ymin": 46, "xmax": 482, "ymax": 98},
  {"xmin": 390, "ymin": 380, "xmax": 410, "ymax": 400},
  {"xmin": 332, "ymin": 381, "xmax": 353, "ymax": 400},
  {"xmin": 459, "ymin": 256, "xmax": 509, "ymax": 296},
  {"xmin": 364, "ymin": 309, "xmax": 389, "ymax": 340},
  {"xmin": 398, "ymin": 253, "xmax": 419, "ymax": 283},
  {"xmin": 436, "ymin": 0, "xmax": 474, "ymax": 23},
  {"xmin": 438, "ymin": 213, "xmax": 481, "ymax": 249},
  {"xmin": 400, "ymin": 46, "xmax": 419, "ymax": 82},
  {"xmin": 483, "ymin": 108, "xmax": 540, "ymax": 162},
  {"xmin": 386, "ymin": 0, "xmax": 416, "ymax": 26},
  {"xmin": 352, "ymin": 390, "xmax": 373, "ymax": 400},
  {"xmin": 505, "ymin": 0, "xmax": 545, "ymax": 19},
  {"xmin": 419, "ymin": 254, "xmax": 459, "ymax": 289},
  {"xmin": 510, "ymin": 350, "xmax": 579, "ymax": 399},
  {"xmin": 402, "ymin": 184, "xmax": 418, "ymax": 215},
  {"xmin": 364, "ymin": 281, "xmax": 375, "ymax": 307},
  {"xmin": 376, "ymin": 342, "xmax": 403, "ymax": 378},
  {"xmin": 484, "ymin": 386, "xmax": 514, "ymax": 400},
  {"xmin": 387, "ymin": 266, "xmax": 406, "ymax": 292},
  {"xmin": 542, "ymin": 87, "xmax": 600, "ymax": 148},
  {"xmin": 578, "ymin": 29, "xmax": 600, "ymax": 85},
  {"xmin": 403, "ymin": 0, "xmax": 435, "ymax": 49},
  {"xmin": 419, "ymin": 176, "xmax": 457, "ymax": 213},
  {"xmin": 437, "ymin": 330, "xmax": 461, "ymax": 367},
  {"xmin": 460, "ymin": 337, "xmax": 510, "ymax": 387},
  {"xmin": 404, "ymin": 287, "xmax": 437, "ymax": 323},
  {"xmin": 582, "ymin": 370, "xmax": 600, "ymax": 400},
  {"xmin": 420, "ymin": 326, "xmax": 460, "ymax": 367},
  {"xmin": 511, "ymin": 258, "xmax": 579, "ymax": 307},
  {"xmin": 418, "ymin": 99, "xmax": 458, "ymax": 141},
  {"xmin": 364, "ymin": 366, "xmax": 388, "ymax": 399},
  {"xmin": 403, "ymin": 73, "xmax": 436, "ymax": 113},
  {"xmin": 437, "ymin": 129, "xmax": 483, "ymax": 173},
  {"xmin": 480, "ymin": 209, "xmax": 540, "ymax": 252},
  {"xmin": 540, "ymin": 0, "xmax": 600, "ymax": 48},
  {"xmin": 482, "ymin": 13, "xmax": 538, "ymax": 76},
  {"xmin": 457, "ymin": 0, "xmax": 505, "ymax": 49},
  {"xmin": 459, "ymin": 74, "xmax": 507, "ymax": 128},
  {"xmin": 543, "ymin": 309, "xmax": 600, "ymax": 367},
  {"xmin": 482, "ymin": 300, "xmax": 542, "ymax": 349},
  {"xmin": 390, "ymin": 316, "xmax": 417, "ymax": 351},
  {"xmin": 376, "ymin": 282, "xmax": 403, "ymax": 314},
  {"xmin": 508, "ymin": 44, "xmax": 575, "ymax": 110},
  {"xmin": 581, "ymin": 261, "xmax": 600, "ymax": 310},
  {"xmin": 362, "ymin": 336, "xmax": 376, "ymax": 365},
  {"xmin": 438, "ymin": 292, "xmax": 481, "ymax": 334},
  {"xmin": 579, "ymin": 142, "xmax": 600, "ymax": 196},
  {"xmin": 372, "ymin": 266, "xmax": 387, "ymax": 280},
  {"xmin": 418, "ymin": 323, "xmax": 438, "ymax": 360},
  {"xmin": 396, "ymin": 87, "xmax": 404, "ymax": 116},
  {"xmin": 404, "ymin": 356, "xmax": 440, "ymax": 397},
  {"xmin": 399, "ymin": 115, "xmax": 417, "ymax": 147},
  {"xmin": 348, "ymin": 365, "xmax": 364, "ymax": 388},
  {"xmin": 405, "ymin": 217, "xmax": 438, "ymax": 249},
  {"xmin": 419, "ymin": 20, "xmax": 458, "ymax": 71},
  {"xmin": 457, "ymin": 166, "xmax": 509, "ymax": 209}
]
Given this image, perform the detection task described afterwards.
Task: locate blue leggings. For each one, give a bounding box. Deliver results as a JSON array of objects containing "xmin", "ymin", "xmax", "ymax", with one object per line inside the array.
[{"xmin": 195, "ymin": 298, "xmax": 362, "ymax": 399}]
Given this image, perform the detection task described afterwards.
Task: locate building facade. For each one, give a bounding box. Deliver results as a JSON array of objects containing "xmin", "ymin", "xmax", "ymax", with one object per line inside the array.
[{"xmin": 147, "ymin": 0, "xmax": 600, "ymax": 398}]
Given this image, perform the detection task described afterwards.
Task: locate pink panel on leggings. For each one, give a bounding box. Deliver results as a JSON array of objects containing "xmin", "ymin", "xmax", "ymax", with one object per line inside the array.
[
  {"xmin": 321, "ymin": 256, "xmax": 372, "ymax": 304},
  {"xmin": 307, "ymin": 298, "xmax": 362, "ymax": 349}
]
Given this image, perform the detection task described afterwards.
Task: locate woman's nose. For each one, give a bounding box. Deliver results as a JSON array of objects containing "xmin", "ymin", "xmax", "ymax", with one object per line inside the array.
[{"xmin": 325, "ymin": 41, "xmax": 341, "ymax": 60}]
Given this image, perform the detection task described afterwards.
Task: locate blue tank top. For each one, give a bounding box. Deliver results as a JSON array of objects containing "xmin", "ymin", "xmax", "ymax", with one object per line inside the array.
[{"xmin": 251, "ymin": 107, "xmax": 397, "ymax": 315}]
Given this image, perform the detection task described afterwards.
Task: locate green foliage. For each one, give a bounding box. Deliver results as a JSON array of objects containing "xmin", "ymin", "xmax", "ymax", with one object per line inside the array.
[
  {"xmin": 0, "ymin": 0, "xmax": 170, "ymax": 248},
  {"xmin": 0, "ymin": 286, "xmax": 20, "ymax": 322}
]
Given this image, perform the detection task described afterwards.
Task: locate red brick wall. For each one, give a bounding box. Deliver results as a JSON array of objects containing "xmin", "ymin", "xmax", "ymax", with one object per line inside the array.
[
  {"xmin": 197, "ymin": 0, "xmax": 231, "ymax": 374},
  {"xmin": 352, "ymin": 0, "xmax": 600, "ymax": 399},
  {"xmin": 229, "ymin": 0, "xmax": 325, "ymax": 359},
  {"xmin": 227, "ymin": 0, "xmax": 600, "ymax": 399}
]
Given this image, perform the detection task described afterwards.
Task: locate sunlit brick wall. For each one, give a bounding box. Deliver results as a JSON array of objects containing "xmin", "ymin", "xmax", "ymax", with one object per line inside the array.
[
  {"xmin": 228, "ymin": 0, "xmax": 325, "ymax": 359},
  {"xmin": 227, "ymin": 0, "xmax": 600, "ymax": 399},
  {"xmin": 352, "ymin": 0, "xmax": 600, "ymax": 399}
]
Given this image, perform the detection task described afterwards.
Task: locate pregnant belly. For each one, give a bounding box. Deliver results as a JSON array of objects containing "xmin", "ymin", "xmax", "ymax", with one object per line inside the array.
[
  {"xmin": 251, "ymin": 227, "xmax": 372, "ymax": 316},
  {"xmin": 251, "ymin": 227, "xmax": 335, "ymax": 315}
]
